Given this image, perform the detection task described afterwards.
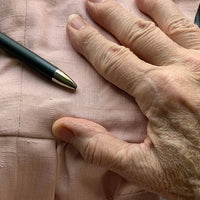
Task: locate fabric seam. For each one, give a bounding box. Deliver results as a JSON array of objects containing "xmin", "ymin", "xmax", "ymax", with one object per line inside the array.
[{"xmin": 16, "ymin": 0, "xmax": 27, "ymax": 199}]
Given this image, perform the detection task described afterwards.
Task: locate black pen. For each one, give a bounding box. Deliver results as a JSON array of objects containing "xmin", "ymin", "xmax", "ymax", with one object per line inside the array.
[
  {"xmin": 195, "ymin": 4, "xmax": 200, "ymax": 27},
  {"xmin": 0, "ymin": 32, "xmax": 77, "ymax": 90}
]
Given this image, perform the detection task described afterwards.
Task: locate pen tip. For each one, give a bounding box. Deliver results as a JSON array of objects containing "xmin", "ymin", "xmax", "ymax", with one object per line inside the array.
[
  {"xmin": 52, "ymin": 69, "xmax": 77, "ymax": 90},
  {"xmin": 73, "ymin": 82, "xmax": 77, "ymax": 90},
  {"xmin": 70, "ymin": 81, "xmax": 77, "ymax": 90}
]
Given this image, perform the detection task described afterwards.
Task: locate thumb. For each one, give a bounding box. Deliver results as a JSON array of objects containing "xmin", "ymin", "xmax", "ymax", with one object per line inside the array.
[
  {"xmin": 52, "ymin": 117, "xmax": 130, "ymax": 169},
  {"xmin": 52, "ymin": 117, "xmax": 160, "ymax": 189}
]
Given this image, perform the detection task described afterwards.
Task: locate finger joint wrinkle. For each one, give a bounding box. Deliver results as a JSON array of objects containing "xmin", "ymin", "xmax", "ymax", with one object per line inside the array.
[
  {"xmin": 167, "ymin": 17, "xmax": 198, "ymax": 36},
  {"xmin": 124, "ymin": 20, "xmax": 157, "ymax": 47}
]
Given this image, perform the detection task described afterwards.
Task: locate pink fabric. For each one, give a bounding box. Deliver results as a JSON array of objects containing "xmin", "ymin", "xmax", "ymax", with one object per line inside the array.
[{"xmin": 0, "ymin": 0, "xmax": 198, "ymax": 199}]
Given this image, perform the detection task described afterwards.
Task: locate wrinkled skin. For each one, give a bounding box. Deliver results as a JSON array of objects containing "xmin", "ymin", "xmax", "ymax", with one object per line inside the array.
[{"xmin": 52, "ymin": 0, "xmax": 200, "ymax": 199}]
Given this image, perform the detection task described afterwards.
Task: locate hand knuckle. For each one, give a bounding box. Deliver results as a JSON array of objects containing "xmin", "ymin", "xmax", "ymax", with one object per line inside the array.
[
  {"xmin": 100, "ymin": 45, "xmax": 131, "ymax": 78},
  {"xmin": 151, "ymin": 70, "xmax": 186, "ymax": 102},
  {"xmin": 166, "ymin": 17, "xmax": 199, "ymax": 36},
  {"xmin": 123, "ymin": 20, "xmax": 157, "ymax": 47}
]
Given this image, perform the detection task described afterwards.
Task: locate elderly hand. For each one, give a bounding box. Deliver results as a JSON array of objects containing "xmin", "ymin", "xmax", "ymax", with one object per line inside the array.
[{"xmin": 52, "ymin": 0, "xmax": 200, "ymax": 199}]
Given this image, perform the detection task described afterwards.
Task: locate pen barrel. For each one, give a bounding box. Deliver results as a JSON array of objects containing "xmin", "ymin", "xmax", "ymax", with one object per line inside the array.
[{"xmin": 0, "ymin": 32, "xmax": 56, "ymax": 79}]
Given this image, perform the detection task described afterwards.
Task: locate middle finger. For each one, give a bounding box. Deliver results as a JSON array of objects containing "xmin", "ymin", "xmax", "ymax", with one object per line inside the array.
[{"xmin": 86, "ymin": 0, "xmax": 184, "ymax": 66}]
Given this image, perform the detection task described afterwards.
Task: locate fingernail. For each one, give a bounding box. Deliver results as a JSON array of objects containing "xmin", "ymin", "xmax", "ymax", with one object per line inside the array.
[
  {"xmin": 68, "ymin": 14, "xmax": 86, "ymax": 30},
  {"xmin": 88, "ymin": 0, "xmax": 103, "ymax": 2},
  {"xmin": 52, "ymin": 124, "xmax": 74, "ymax": 142}
]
